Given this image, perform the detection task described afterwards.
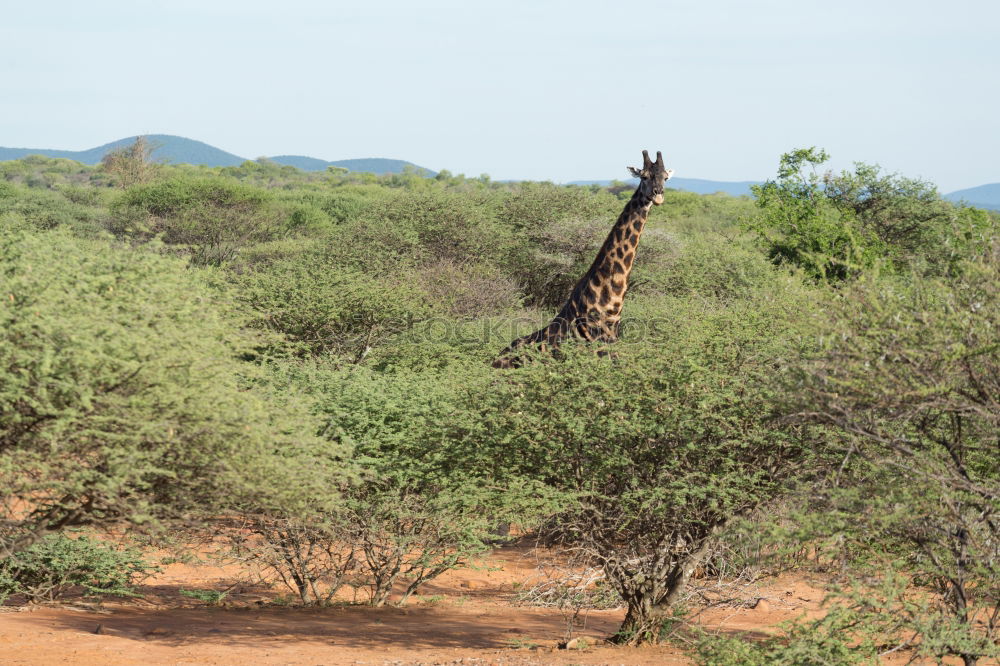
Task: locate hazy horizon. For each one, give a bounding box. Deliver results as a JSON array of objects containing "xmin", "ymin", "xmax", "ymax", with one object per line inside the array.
[{"xmin": 2, "ymin": 1, "xmax": 997, "ymax": 191}]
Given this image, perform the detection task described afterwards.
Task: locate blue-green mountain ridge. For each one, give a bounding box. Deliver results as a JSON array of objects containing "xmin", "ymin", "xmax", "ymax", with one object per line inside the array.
[
  {"xmin": 0, "ymin": 134, "xmax": 430, "ymax": 177},
  {"xmin": 1, "ymin": 135, "xmax": 996, "ymax": 206}
]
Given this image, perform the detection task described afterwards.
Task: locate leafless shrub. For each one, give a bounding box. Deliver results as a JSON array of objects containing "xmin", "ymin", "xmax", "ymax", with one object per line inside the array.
[
  {"xmin": 226, "ymin": 515, "xmax": 358, "ymax": 606},
  {"xmin": 100, "ymin": 136, "xmax": 157, "ymax": 189},
  {"xmin": 512, "ymin": 549, "xmax": 621, "ymax": 643},
  {"xmin": 415, "ymin": 259, "xmax": 522, "ymax": 317}
]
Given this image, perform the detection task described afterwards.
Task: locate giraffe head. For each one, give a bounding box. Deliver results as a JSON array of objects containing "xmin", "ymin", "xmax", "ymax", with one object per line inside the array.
[{"xmin": 627, "ymin": 150, "xmax": 675, "ymax": 205}]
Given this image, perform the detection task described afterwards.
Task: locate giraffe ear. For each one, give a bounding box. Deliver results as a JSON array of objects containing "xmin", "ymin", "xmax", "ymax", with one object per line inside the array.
[{"xmin": 626, "ymin": 166, "xmax": 642, "ymax": 178}]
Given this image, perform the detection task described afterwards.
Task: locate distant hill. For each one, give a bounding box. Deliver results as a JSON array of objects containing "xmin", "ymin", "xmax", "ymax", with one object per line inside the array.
[
  {"xmin": 269, "ymin": 155, "xmax": 434, "ymax": 176},
  {"xmin": 570, "ymin": 177, "xmax": 760, "ymax": 197},
  {"xmin": 0, "ymin": 135, "xmax": 433, "ymax": 176},
  {"xmin": 944, "ymin": 183, "xmax": 1000, "ymax": 211},
  {"xmin": 0, "ymin": 134, "xmax": 246, "ymax": 167},
  {"xmin": 2, "ymin": 136, "xmax": 995, "ymax": 199}
]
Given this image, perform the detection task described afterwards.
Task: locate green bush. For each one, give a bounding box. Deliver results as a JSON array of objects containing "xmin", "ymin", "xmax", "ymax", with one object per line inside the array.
[
  {"xmin": 633, "ymin": 234, "xmax": 780, "ymax": 300},
  {"xmin": 0, "ymin": 228, "xmax": 350, "ymax": 559},
  {"xmin": 749, "ymin": 148, "xmax": 995, "ymax": 280},
  {"xmin": 694, "ymin": 607, "xmax": 874, "ymax": 665},
  {"xmin": 823, "ymin": 162, "xmax": 993, "ymax": 275},
  {"xmin": 233, "ymin": 253, "xmax": 432, "ymax": 360},
  {"xmin": 776, "ymin": 246, "xmax": 1000, "ymax": 664},
  {"xmin": 411, "ymin": 259, "xmax": 522, "ymax": 318},
  {"xmin": 108, "ymin": 177, "xmax": 283, "ymax": 265},
  {"xmin": 318, "ymin": 185, "xmax": 389, "ymax": 224},
  {"xmin": 476, "ymin": 287, "xmax": 823, "ymax": 643},
  {"xmin": 231, "ymin": 359, "xmax": 550, "ymax": 607},
  {"xmin": 496, "ymin": 183, "xmax": 620, "ymax": 307},
  {"xmin": 652, "ymin": 189, "xmax": 754, "ymax": 236},
  {"xmin": 327, "ymin": 188, "xmax": 506, "ymax": 274},
  {"xmin": 0, "ymin": 533, "xmax": 153, "ymax": 604},
  {"xmin": 0, "ymin": 182, "xmax": 105, "ymax": 236}
]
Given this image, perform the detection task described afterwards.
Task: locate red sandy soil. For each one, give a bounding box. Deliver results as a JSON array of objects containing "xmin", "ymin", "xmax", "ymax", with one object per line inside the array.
[{"xmin": 0, "ymin": 543, "xmax": 838, "ymax": 665}]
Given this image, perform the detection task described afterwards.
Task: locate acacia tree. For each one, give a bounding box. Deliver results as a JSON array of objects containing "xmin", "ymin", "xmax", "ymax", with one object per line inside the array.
[
  {"xmin": 225, "ymin": 359, "xmax": 549, "ymax": 608},
  {"xmin": 108, "ymin": 177, "xmax": 283, "ymax": 265},
  {"xmin": 785, "ymin": 247, "xmax": 1000, "ymax": 665},
  {"xmin": 479, "ymin": 290, "xmax": 820, "ymax": 643},
  {"xmin": 0, "ymin": 227, "xmax": 349, "ymax": 559},
  {"xmin": 749, "ymin": 148, "xmax": 992, "ymax": 281}
]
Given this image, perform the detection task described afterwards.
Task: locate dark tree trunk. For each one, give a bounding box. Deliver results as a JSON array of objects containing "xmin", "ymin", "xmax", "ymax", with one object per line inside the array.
[
  {"xmin": 615, "ymin": 596, "xmax": 671, "ymax": 645},
  {"xmin": 609, "ymin": 526, "xmax": 721, "ymax": 645}
]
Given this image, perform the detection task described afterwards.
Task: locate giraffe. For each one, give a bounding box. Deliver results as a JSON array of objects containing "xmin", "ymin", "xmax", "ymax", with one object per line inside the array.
[{"xmin": 493, "ymin": 149, "xmax": 675, "ymax": 368}]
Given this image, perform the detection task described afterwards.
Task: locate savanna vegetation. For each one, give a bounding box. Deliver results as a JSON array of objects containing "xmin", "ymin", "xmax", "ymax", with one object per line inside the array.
[{"xmin": 0, "ymin": 142, "xmax": 996, "ymax": 664}]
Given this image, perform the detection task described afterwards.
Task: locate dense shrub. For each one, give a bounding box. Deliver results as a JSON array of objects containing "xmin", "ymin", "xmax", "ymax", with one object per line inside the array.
[
  {"xmin": 652, "ymin": 189, "xmax": 754, "ymax": 236},
  {"xmin": 476, "ymin": 287, "xmax": 823, "ymax": 643},
  {"xmin": 775, "ymin": 246, "xmax": 1000, "ymax": 664},
  {"xmin": 108, "ymin": 177, "xmax": 283, "ymax": 264},
  {"xmin": 229, "ymin": 360, "xmax": 550, "ymax": 607},
  {"xmin": 318, "ymin": 185, "xmax": 389, "ymax": 224},
  {"xmin": 496, "ymin": 183, "xmax": 621, "ymax": 307},
  {"xmin": 631, "ymin": 234, "xmax": 779, "ymax": 300},
  {"xmin": 0, "ymin": 149, "xmax": 994, "ymax": 662},
  {"xmin": 749, "ymin": 148, "xmax": 996, "ymax": 280},
  {"xmin": 0, "ymin": 182, "xmax": 105, "ymax": 235},
  {"xmin": 0, "ymin": 533, "xmax": 153, "ymax": 604},
  {"xmin": 233, "ymin": 253, "xmax": 432, "ymax": 360},
  {"xmin": 413, "ymin": 259, "xmax": 522, "ymax": 318},
  {"xmin": 0, "ymin": 228, "xmax": 349, "ymax": 558},
  {"xmin": 328, "ymin": 188, "xmax": 506, "ymax": 273},
  {"xmin": 822, "ymin": 162, "xmax": 993, "ymax": 275}
]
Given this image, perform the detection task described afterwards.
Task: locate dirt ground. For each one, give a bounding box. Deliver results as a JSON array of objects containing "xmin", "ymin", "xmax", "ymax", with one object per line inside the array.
[{"xmin": 0, "ymin": 543, "xmax": 833, "ymax": 665}]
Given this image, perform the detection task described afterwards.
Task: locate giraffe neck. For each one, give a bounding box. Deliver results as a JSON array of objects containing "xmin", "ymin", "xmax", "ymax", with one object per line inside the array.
[
  {"xmin": 585, "ymin": 188, "xmax": 654, "ymax": 289},
  {"xmin": 539, "ymin": 185, "xmax": 654, "ymax": 344}
]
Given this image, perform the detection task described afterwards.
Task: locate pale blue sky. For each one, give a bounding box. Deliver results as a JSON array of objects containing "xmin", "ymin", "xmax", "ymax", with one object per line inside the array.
[{"xmin": 2, "ymin": 0, "xmax": 997, "ymax": 190}]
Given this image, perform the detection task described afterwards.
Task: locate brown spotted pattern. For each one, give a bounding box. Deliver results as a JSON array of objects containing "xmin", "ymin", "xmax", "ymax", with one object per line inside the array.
[{"xmin": 493, "ymin": 150, "xmax": 674, "ymax": 368}]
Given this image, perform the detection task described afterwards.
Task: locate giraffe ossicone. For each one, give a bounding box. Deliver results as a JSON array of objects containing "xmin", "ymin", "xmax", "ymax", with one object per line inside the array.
[{"xmin": 493, "ymin": 149, "xmax": 675, "ymax": 369}]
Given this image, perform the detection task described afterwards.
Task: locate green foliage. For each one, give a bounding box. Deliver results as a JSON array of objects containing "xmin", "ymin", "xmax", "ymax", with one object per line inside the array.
[
  {"xmin": 108, "ymin": 177, "xmax": 282, "ymax": 265},
  {"xmin": 496, "ymin": 183, "xmax": 621, "ymax": 307},
  {"xmin": 410, "ymin": 259, "xmax": 522, "ymax": 318},
  {"xmin": 823, "ymin": 162, "xmax": 992, "ymax": 275},
  {"xmin": 0, "ymin": 181, "xmax": 106, "ymax": 236},
  {"xmin": 284, "ymin": 202, "xmax": 332, "ymax": 235},
  {"xmin": 317, "ymin": 185, "xmax": 390, "ymax": 224},
  {"xmin": 0, "ymin": 155, "xmax": 106, "ymax": 191},
  {"xmin": 0, "ymin": 533, "xmax": 154, "ymax": 604},
  {"xmin": 632, "ymin": 234, "xmax": 780, "ymax": 300},
  {"xmin": 0, "ymin": 227, "xmax": 350, "ymax": 558},
  {"xmin": 233, "ymin": 254, "xmax": 432, "ymax": 360},
  {"xmin": 749, "ymin": 148, "xmax": 877, "ymax": 280},
  {"xmin": 748, "ymin": 148, "xmax": 994, "ymax": 280},
  {"xmin": 776, "ymin": 247, "xmax": 1000, "ymax": 663},
  {"xmin": 179, "ymin": 588, "xmax": 229, "ymax": 605},
  {"xmin": 2, "ymin": 146, "xmax": 994, "ymax": 661},
  {"xmin": 328, "ymin": 188, "xmax": 506, "ymax": 274},
  {"xmin": 477, "ymin": 286, "xmax": 822, "ymax": 642},
  {"xmin": 694, "ymin": 606, "xmax": 876, "ymax": 665},
  {"xmin": 229, "ymin": 360, "xmax": 552, "ymax": 607},
  {"xmin": 652, "ymin": 189, "xmax": 755, "ymax": 236}
]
